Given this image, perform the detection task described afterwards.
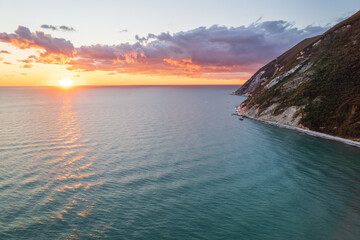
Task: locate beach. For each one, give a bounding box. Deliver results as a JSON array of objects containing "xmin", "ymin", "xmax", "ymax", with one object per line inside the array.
[{"xmin": 237, "ymin": 113, "xmax": 360, "ymax": 148}]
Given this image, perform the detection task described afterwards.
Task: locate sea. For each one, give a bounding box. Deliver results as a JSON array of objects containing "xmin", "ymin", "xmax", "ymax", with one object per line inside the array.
[{"xmin": 1, "ymin": 86, "xmax": 360, "ymax": 239}]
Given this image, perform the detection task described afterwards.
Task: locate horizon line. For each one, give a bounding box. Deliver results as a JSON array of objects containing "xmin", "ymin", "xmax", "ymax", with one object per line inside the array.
[{"xmin": 0, "ymin": 84, "xmax": 242, "ymax": 87}]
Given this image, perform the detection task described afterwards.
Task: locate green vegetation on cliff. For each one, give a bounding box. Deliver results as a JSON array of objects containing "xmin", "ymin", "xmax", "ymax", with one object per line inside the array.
[{"xmin": 237, "ymin": 11, "xmax": 360, "ymax": 140}]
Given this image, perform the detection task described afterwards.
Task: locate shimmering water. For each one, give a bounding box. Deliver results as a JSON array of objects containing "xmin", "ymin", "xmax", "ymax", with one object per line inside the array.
[{"xmin": 1, "ymin": 86, "xmax": 360, "ymax": 240}]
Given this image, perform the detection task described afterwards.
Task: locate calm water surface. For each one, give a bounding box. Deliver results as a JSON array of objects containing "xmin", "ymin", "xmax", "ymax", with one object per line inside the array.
[{"xmin": 1, "ymin": 86, "xmax": 360, "ymax": 239}]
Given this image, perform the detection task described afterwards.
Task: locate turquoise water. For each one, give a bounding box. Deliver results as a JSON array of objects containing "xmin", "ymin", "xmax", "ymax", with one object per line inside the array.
[{"xmin": 1, "ymin": 86, "xmax": 360, "ymax": 239}]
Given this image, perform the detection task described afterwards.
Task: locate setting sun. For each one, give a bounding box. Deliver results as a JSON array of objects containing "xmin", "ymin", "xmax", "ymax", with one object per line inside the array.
[
  {"xmin": 58, "ymin": 79, "xmax": 73, "ymax": 88},
  {"xmin": 1, "ymin": 1, "xmax": 360, "ymax": 239}
]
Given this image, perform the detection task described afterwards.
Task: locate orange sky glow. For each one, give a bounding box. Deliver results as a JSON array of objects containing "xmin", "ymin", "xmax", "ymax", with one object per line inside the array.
[
  {"xmin": 0, "ymin": 40, "xmax": 249, "ymax": 86},
  {"xmin": 1, "ymin": 1, "xmax": 357, "ymax": 87},
  {"xmin": 0, "ymin": 23, "xmax": 272, "ymax": 86},
  {"xmin": 0, "ymin": 14, "xmax": 332, "ymax": 87}
]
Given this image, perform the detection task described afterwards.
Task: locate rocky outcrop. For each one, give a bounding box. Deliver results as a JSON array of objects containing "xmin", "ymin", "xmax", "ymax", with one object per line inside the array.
[
  {"xmin": 234, "ymin": 70, "xmax": 266, "ymax": 96},
  {"xmin": 234, "ymin": 36, "xmax": 320, "ymax": 96},
  {"xmin": 237, "ymin": 104, "xmax": 304, "ymax": 128},
  {"xmin": 236, "ymin": 11, "xmax": 360, "ymax": 140}
]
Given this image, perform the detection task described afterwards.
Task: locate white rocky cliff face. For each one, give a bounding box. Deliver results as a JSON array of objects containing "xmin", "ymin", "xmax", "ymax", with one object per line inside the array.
[
  {"xmin": 237, "ymin": 103, "xmax": 305, "ymax": 128},
  {"xmin": 234, "ymin": 11, "xmax": 360, "ymax": 142}
]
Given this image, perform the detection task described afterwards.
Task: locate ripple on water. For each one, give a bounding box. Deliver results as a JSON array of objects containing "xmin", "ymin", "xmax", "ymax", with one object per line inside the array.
[{"xmin": 1, "ymin": 87, "xmax": 360, "ymax": 239}]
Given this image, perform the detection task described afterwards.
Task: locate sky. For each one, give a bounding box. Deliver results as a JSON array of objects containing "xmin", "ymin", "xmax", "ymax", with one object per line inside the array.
[{"xmin": 0, "ymin": 0, "xmax": 359, "ymax": 86}]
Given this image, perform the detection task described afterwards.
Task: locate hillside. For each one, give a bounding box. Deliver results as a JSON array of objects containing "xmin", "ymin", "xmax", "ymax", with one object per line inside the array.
[{"xmin": 236, "ymin": 11, "xmax": 360, "ymax": 140}]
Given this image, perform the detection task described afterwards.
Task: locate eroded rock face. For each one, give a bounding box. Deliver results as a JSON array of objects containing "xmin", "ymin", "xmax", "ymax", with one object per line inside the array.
[
  {"xmin": 237, "ymin": 104, "xmax": 303, "ymax": 128},
  {"xmin": 265, "ymin": 61, "xmax": 305, "ymax": 89},
  {"xmin": 234, "ymin": 36, "xmax": 321, "ymax": 96},
  {"xmin": 234, "ymin": 70, "xmax": 268, "ymax": 96},
  {"xmin": 235, "ymin": 11, "xmax": 360, "ymax": 139},
  {"xmin": 282, "ymin": 61, "xmax": 314, "ymax": 91}
]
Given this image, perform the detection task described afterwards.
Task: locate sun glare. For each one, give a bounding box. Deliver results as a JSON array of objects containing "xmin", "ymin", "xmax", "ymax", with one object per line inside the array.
[{"xmin": 58, "ymin": 79, "xmax": 73, "ymax": 88}]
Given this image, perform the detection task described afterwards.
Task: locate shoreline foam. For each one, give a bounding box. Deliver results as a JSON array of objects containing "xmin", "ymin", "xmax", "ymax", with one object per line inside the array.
[{"xmin": 241, "ymin": 115, "xmax": 360, "ymax": 148}]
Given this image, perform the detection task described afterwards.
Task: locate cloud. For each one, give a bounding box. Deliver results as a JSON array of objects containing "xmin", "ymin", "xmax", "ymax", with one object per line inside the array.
[
  {"xmin": 17, "ymin": 55, "xmax": 37, "ymax": 63},
  {"xmin": 41, "ymin": 24, "xmax": 76, "ymax": 32},
  {"xmin": 0, "ymin": 21, "xmax": 328, "ymax": 79},
  {"xmin": 3, "ymin": 62, "xmax": 11, "ymax": 65},
  {"xmin": 0, "ymin": 50, "xmax": 11, "ymax": 54},
  {"xmin": 41, "ymin": 24, "xmax": 57, "ymax": 31},
  {"xmin": 59, "ymin": 25, "xmax": 75, "ymax": 32},
  {"xmin": 69, "ymin": 21, "xmax": 327, "ymax": 76},
  {"xmin": 21, "ymin": 64, "xmax": 32, "ymax": 68},
  {"xmin": 0, "ymin": 26, "xmax": 75, "ymax": 64},
  {"xmin": 135, "ymin": 33, "xmax": 156, "ymax": 43},
  {"xmin": 334, "ymin": 11, "xmax": 356, "ymax": 24},
  {"xmin": 119, "ymin": 29, "xmax": 128, "ymax": 33}
]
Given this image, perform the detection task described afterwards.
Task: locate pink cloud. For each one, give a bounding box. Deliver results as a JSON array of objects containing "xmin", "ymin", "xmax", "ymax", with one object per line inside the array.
[
  {"xmin": 0, "ymin": 26, "xmax": 74, "ymax": 64},
  {"xmin": 0, "ymin": 22, "xmax": 327, "ymax": 79},
  {"xmin": 22, "ymin": 64, "xmax": 33, "ymax": 68}
]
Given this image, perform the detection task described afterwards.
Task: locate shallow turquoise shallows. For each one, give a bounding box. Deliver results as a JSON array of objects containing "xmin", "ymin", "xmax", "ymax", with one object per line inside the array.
[{"xmin": 1, "ymin": 86, "xmax": 360, "ymax": 240}]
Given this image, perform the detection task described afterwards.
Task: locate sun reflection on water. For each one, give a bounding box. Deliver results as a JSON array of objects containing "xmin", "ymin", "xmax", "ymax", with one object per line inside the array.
[{"xmin": 36, "ymin": 94, "xmax": 102, "ymax": 227}]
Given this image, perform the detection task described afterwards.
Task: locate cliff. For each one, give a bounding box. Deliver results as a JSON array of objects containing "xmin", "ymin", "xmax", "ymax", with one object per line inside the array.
[{"xmin": 236, "ymin": 11, "xmax": 360, "ymax": 140}]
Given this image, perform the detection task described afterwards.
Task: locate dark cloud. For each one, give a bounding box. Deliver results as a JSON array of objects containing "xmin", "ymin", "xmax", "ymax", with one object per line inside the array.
[
  {"xmin": 41, "ymin": 24, "xmax": 57, "ymax": 31},
  {"xmin": 41, "ymin": 24, "xmax": 76, "ymax": 32},
  {"xmin": 1, "ymin": 21, "xmax": 328, "ymax": 79},
  {"xmin": 135, "ymin": 33, "xmax": 156, "ymax": 43},
  {"xmin": 0, "ymin": 50, "xmax": 11, "ymax": 54},
  {"xmin": 70, "ymin": 21, "xmax": 327, "ymax": 76},
  {"xmin": 59, "ymin": 25, "xmax": 76, "ymax": 32}
]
